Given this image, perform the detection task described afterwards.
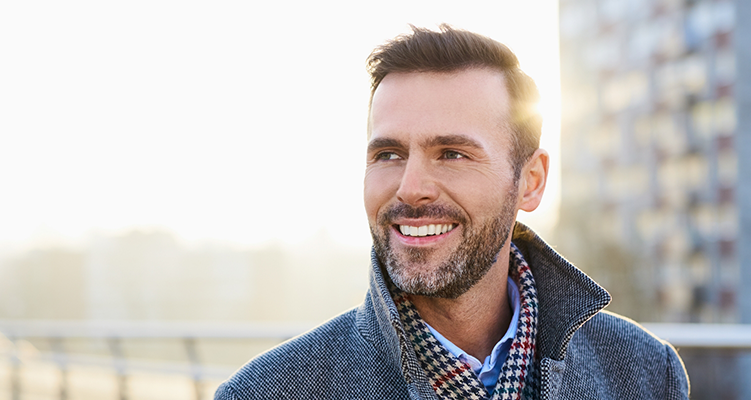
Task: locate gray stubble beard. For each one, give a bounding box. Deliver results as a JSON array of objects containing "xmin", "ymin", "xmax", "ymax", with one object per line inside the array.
[{"xmin": 371, "ymin": 185, "xmax": 518, "ymax": 299}]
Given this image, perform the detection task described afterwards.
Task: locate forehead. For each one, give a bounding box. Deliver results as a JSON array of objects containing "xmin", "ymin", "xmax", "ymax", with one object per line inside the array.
[{"xmin": 368, "ymin": 68, "xmax": 511, "ymax": 147}]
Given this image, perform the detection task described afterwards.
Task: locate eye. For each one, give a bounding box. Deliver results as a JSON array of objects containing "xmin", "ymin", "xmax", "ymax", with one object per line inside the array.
[
  {"xmin": 442, "ymin": 150, "xmax": 466, "ymax": 160},
  {"xmin": 376, "ymin": 152, "xmax": 401, "ymax": 161}
]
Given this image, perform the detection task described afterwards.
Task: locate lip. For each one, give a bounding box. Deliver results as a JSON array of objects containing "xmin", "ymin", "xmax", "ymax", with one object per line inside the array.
[{"xmin": 390, "ymin": 221, "xmax": 459, "ymax": 246}]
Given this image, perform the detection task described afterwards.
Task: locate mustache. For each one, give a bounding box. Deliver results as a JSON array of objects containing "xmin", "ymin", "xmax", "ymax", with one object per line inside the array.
[{"xmin": 378, "ymin": 203, "xmax": 467, "ymax": 226}]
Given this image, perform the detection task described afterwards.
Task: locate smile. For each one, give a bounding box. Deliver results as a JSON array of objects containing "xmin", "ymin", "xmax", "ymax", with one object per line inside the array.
[{"xmin": 397, "ymin": 223, "xmax": 456, "ymax": 237}]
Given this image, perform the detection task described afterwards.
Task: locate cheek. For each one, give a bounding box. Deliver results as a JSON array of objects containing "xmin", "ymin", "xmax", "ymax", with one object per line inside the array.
[
  {"xmin": 441, "ymin": 171, "xmax": 518, "ymax": 215},
  {"xmin": 363, "ymin": 168, "xmax": 400, "ymax": 224}
]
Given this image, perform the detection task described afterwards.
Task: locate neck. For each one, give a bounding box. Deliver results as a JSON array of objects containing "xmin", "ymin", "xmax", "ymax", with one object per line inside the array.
[{"xmin": 409, "ymin": 248, "xmax": 512, "ymax": 361}]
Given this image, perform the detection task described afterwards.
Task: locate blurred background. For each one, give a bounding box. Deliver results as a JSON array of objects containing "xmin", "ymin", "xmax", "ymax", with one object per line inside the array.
[{"xmin": 0, "ymin": 0, "xmax": 748, "ymax": 399}]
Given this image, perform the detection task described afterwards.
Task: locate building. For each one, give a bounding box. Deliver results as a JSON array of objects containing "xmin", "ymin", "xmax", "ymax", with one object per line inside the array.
[
  {"xmin": 557, "ymin": 1, "xmax": 751, "ymax": 397},
  {"xmin": 557, "ymin": 0, "xmax": 749, "ymax": 324}
]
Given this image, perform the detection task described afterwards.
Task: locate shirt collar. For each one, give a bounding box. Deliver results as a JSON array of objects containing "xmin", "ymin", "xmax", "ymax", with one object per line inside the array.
[{"xmin": 424, "ymin": 277, "xmax": 520, "ymax": 370}]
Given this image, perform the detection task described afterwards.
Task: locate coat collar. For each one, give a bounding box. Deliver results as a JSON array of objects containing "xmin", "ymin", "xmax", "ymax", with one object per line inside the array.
[
  {"xmin": 355, "ymin": 222, "xmax": 611, "ymax": 386},
  {"xmin": 509, "ymin": 222, "xmax": 611, "ymax": 360}
]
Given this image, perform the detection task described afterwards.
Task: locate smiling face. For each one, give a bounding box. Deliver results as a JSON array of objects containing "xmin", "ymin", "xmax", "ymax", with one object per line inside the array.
[{"xmin": 364, "ymin": 68, "xmax": 522, "ymax": 298}]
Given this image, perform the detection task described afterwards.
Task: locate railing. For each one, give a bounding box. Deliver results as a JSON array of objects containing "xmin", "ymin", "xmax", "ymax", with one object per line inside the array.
[
  {"xmin": 0, "ymin": 320, "xmax": 318, "ymax": 400},
  {"xmin": 1, "ymin": 321, "xmax": 750, "ymax": 400},
  {"xmin": 642, "ymin": 323, "xmax": 751, "ymax": 349}
]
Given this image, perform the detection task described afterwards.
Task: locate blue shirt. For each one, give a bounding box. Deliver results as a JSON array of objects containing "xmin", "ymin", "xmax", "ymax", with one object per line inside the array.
[{"xmin": 425, "ymin": 277, "xmax": 520, "ymax": 392}]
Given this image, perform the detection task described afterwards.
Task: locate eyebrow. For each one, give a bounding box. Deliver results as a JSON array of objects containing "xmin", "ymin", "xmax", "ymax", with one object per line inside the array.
[
  {"xmin": 366, "ymin": 134, "xmax": 485, "ymax": 154},
  {"xmin": 422, "ymin": 134, "xmax": 484, "ymax": 150},
  {"xmin": 367, "ymin": 137, "xmax": 405, "ymax": 154}
]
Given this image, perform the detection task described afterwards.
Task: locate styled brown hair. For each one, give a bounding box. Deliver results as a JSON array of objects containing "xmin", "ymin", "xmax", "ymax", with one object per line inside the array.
[{"xmin": 366, "ymin": 24, "xmax": 542, "ymax": 173}]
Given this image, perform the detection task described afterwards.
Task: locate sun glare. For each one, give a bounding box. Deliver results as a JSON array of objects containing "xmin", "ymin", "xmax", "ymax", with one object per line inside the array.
[{"xmin": 0, "ymin": 1, "xmax": 561, "ymax": 251}]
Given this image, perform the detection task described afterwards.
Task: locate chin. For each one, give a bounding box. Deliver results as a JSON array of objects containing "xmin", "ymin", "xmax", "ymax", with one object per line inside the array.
[{"xmin": 385, "ymin": 255, "xmax": 488, "ymax": 299}]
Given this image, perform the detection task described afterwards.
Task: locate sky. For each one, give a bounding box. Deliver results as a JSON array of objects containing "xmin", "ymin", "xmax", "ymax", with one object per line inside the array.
[{"xmin": 0, "ymin": 0, "xmax": 561, "ymax": 252}]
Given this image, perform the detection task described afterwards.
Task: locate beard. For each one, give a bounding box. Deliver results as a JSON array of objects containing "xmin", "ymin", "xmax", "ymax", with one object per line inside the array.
[{"xmin": 370, "ymin": 185, "xmax": 518, "ymax": 299}]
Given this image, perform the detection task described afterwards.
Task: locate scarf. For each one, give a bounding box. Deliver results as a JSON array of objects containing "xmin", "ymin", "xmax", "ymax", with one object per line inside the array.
[{"xmin": 392, "ymin": 243, "xmax": 539, "ymax": 400}]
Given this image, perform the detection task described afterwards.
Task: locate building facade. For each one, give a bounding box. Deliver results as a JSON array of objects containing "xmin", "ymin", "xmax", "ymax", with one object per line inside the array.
[{"xmin": 557, "ymin": 0, "xmax": 748, "ymax": 325}]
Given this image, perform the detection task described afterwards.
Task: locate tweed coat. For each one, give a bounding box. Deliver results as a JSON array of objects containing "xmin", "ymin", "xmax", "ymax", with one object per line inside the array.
[{"xmin": 215, "ymin": 223, "xmax": 690, "ymax": 399}]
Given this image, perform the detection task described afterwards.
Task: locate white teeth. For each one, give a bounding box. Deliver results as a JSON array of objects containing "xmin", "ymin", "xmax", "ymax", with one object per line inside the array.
[
  {"xmin": 439, "ymin": 224, "xmax": 454, "ymax": 234},
  {"xmin": 398, "ymin": 223, "xmax": 456, "ymax": 237}
]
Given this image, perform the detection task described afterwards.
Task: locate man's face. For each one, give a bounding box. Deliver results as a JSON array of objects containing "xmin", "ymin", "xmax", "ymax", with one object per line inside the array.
[{"xmin": 364, "ymin": 68, "xmax": 521, "ymax": 299}]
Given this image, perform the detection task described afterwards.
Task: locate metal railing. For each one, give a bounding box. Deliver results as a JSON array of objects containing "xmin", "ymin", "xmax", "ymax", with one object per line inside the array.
[
  {"xmin": 1, "ymin": 320, "xmax": 750, "ymax": 400},
  {"xmin": 642, "ymin": 323, "xmax": 751, "ymax": 349},
  {"xmin": 0, "ymin": 320, "xmax": 318, "ymax": 400}
]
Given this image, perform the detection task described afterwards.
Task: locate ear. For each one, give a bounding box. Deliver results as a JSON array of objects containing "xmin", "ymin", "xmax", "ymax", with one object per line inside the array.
[{"xmin": 517, "ymin": 149, "xmax": 549, "ymax": 212}]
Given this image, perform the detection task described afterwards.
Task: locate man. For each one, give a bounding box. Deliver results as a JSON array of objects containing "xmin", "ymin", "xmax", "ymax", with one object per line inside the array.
[{"xmin": 215, "ymin": 25, "xmax": 690, "ymax": 399}]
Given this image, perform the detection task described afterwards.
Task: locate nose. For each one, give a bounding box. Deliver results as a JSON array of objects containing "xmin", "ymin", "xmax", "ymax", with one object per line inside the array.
[{"xmin": 395, "ymin": 156, "xmax": 439, "ymax": 206}]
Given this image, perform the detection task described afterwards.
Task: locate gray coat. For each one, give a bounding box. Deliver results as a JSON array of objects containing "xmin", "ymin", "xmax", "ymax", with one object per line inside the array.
[{"xmin": 215, "ymin": 223, "xmax": 690, "ymax": 399}]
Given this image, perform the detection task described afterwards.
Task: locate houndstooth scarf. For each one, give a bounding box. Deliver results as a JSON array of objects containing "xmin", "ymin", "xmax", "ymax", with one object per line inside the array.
[{"xmin": 392, "ymin": 243, "xmax": 540, "ymax": 400}]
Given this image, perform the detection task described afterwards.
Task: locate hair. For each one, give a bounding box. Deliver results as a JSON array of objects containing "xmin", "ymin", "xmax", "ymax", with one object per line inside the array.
[{"xmin": 366, "ymin": 24, "xmax": 542, "ymax": 174}]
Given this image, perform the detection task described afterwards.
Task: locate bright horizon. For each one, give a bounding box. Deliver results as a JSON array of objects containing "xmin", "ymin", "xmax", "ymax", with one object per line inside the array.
[{"xmin": 0, "ymin": 1, "xmax": 561, "ymax": 253}]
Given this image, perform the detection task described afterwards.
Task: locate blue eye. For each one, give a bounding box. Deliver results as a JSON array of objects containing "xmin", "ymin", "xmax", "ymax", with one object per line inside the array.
[
  {"xmin": 443, "ymin": 150, "xmax": 465, "ymax": 159},
  {"xmin": 376, "ymin": 152, "xmax": 401, "ymax": 161}
]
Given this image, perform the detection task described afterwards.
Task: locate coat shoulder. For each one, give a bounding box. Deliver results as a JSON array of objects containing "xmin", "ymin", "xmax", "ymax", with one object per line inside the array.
[
  {"xmin": 562, "ymin": 310, "xmax": 690, "ymax": 399},
  {"xmin": 579, "ymin": 310, "xmax": 666, "ymax": 351},
  {"xmin": 214, "ymin": 308, "xmax": 408, "ymax": 400}
]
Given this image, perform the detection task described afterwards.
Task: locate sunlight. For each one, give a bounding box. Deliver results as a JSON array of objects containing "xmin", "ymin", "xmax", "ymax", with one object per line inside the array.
[{"xmin": 0, "ymin": 1, "xmax": 561, "ymax": 250}]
